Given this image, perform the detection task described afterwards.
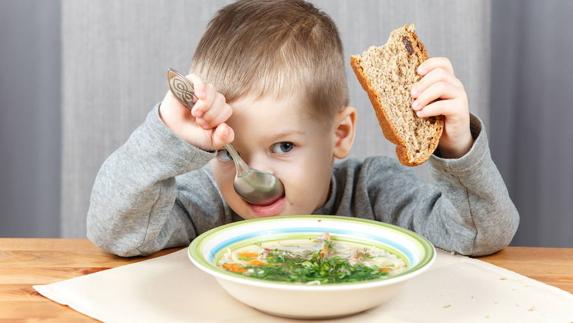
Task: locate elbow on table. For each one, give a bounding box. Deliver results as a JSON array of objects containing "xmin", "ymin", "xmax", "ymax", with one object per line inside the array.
[
  {"xmin": 86, "ymin": 204, "xmax": 156, "ymax": 257},
  {"xmin": 86, "ymin": 225, "xmax": 147, "ymax": 258},
  {"xmin": 469, "ymin": 205, "xmax": 520, "ymax": 257}
]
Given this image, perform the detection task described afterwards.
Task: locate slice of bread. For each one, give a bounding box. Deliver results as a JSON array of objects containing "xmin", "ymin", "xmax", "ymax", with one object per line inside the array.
[{"xmin": 351, "ymin": 24, "xmax": 444, "ymax": 166}]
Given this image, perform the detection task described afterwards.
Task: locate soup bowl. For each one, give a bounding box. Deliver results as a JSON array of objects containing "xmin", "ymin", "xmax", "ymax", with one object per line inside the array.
[{"xmin": 188, "ymin": 215, "xmax": 435, "ymax": 319}]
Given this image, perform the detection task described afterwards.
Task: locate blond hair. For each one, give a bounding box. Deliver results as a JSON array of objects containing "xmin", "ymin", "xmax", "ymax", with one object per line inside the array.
[{"xmin": 191, "ymin": 0, "xmax": 349, "ymax": 120}]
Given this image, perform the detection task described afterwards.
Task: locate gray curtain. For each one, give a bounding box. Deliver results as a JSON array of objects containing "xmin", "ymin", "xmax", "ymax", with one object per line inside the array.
[
  {"xmin": 2, "ymin": 0, "xmax": 571, "ymax": 247},
  {"xmin": 60, "ymin": 0, "xmax": 490, "ymax": 237},
  {"xmin": 490, "ymin": 0, "xmax": 573, "ymax": 247},
  {"xmin": 0, "ymin": 0, "xmax": 61, "ymax": 237}
]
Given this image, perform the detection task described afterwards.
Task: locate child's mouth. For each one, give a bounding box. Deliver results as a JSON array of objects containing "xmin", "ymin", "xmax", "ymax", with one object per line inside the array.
[{"xmin": 248, "ymin": 195, "xmax": 286, "ymax": 217}]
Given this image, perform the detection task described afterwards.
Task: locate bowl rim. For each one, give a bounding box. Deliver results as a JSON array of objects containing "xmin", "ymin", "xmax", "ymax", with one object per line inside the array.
[{"xmin": 188, "ymin": 215, "xmax": 436, "ymax": 291}]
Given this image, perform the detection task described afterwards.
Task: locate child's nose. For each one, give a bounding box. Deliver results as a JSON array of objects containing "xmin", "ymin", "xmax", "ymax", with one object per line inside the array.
[{"xmin": 245, "ymin": 155, "xmax": 276, "ymax": 175}]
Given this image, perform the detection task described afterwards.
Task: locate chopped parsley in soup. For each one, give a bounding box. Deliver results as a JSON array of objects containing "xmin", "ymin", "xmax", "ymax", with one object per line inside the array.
[{"xmin": 217, "ymin": 233, "xmax": 407, "ymax": 284}]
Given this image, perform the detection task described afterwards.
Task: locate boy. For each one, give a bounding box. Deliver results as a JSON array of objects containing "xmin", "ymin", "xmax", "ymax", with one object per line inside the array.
[{"xmin": 87, "ymin": 0, "xmax": 519, "ymax": 257}]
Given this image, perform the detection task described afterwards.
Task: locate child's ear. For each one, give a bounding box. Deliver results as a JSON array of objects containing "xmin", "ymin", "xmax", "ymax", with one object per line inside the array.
[{"xmin": 332, "ymin": 106, "xmax": 357, "ymax": 159}]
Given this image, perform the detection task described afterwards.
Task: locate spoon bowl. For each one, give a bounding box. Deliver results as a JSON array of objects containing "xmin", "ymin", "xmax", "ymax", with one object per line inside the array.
[
  {"xmin": 167, "ymin": 69, "xmax": 285, "ymax": 205},
  {"xmin": 234, "ymin": 168, "xmax": 285, "ymax": 205}
]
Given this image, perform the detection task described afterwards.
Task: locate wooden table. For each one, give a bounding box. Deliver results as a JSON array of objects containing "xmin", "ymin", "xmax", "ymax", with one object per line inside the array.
[{"xmin": 0, "ymin": 239, "xmax": 571, "ymax": 321}]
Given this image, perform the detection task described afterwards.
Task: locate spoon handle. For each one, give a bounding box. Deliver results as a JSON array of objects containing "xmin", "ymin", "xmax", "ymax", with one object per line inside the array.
[
  {"xmin": 223, "ymin": 144, "xmax": 250, "ymax": 176},
  {"xmin": 167, "ymin": 69, "xmax": 199, "ymax": 107}
]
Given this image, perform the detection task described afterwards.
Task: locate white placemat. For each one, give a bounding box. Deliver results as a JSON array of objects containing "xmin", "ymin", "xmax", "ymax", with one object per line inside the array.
[{"xmin": 34, "ymin": 249, "xmax": 573, "ymax": 323}]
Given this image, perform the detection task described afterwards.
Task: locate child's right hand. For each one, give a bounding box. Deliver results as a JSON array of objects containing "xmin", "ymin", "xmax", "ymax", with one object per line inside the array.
[{"xmin": 159, "ymin": 74, "xmax": 234, "ymax": 152}]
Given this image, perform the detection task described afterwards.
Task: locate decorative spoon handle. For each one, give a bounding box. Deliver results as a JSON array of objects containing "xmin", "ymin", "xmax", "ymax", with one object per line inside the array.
[{"xmin": 167, "ymin": 68, "xmax": 199, "ymax": 109}]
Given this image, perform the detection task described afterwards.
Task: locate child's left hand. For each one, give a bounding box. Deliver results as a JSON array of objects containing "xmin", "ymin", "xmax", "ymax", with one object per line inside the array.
[{"xmin": 410, "ymin": 57, "xmax": 474, "ymax": 159}]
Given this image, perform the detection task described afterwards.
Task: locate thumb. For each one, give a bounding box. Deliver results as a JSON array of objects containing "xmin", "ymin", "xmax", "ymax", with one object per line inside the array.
[{"xmin": 211, "ymin": 123, "xmax": 235, "ymax": 150}]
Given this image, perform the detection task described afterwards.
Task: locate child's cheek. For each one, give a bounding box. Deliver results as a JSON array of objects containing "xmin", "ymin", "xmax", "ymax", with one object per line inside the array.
[
  {"xmin": 210, "ymin": 161, "xmax": 235, "ymax": 191},
  {"xmin": 275, "ymin": 160, "xmax": 316, "ymax": 208}
]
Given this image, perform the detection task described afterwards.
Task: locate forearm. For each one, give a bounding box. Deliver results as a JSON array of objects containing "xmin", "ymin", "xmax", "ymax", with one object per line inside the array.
[
  {"xmin": 427, "ymin": 114, "xmax": 519, "ymax": 255},
  {"xmin": 87, "ymin": 105, "xmax": 215, "ymax": 256}
]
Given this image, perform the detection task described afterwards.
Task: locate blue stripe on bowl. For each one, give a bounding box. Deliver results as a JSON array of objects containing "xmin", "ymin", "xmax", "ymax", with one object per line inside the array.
[{"xmin": 207, "ymin": 227, "xmax": 416, "ymax": 264}]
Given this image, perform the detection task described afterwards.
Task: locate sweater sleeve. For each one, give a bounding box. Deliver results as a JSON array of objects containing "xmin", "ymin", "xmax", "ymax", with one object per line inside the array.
[
  {"xmin": 87, "ymin": 104, "xmax": 225, "ymax": 257},
  {"xmin": 367, "ymin": 114, "xmax": 519, "ymax": 256}
]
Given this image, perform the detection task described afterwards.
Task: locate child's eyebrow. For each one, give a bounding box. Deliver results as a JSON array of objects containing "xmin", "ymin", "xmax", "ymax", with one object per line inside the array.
[{"xmin": 268, "ymin": 130, "xmax": 306, "ymax": 141}]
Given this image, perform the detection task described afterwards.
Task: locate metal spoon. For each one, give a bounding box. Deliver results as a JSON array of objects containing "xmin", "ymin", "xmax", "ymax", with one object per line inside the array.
[{"xmin": 166, "ymin": 69, "xmax": 285, "ymax": 205}]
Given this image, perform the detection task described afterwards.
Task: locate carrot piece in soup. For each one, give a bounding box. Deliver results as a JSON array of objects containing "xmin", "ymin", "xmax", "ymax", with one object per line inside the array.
[
  {"xmin": 223, "ymin": 263, "xmax": 246, "ymax": 273},
  {"xmin": 248, "ymin": 259, "xmax": 266, "ymax": 266}
]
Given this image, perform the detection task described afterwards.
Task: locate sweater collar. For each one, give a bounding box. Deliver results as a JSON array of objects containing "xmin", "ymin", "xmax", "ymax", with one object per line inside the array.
[{"xmin": 312, "ymin": 173, "xmax": 337, "ymax": 215}]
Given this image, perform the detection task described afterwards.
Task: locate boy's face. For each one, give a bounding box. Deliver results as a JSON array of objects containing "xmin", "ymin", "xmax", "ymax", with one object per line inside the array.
[{"xmin": 210, "ymin": 94, "xmax": 339, "ymax": 219}]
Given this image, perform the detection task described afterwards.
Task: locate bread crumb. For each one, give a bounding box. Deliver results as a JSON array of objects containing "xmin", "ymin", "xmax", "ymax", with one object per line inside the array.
[{"xmin": 528, "ymin": 306, "xmax": 535, "ymax": 312}]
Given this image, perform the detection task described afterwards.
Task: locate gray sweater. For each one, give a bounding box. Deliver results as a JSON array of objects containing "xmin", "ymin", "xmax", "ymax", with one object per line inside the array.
[{"xmin": 87, "ymin": 105, "xmax": 519, "ymax": 257}]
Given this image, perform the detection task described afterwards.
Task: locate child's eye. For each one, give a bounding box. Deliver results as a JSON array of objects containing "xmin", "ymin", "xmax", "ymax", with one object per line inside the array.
[
  {"xmin": 216, "ymin": 149, "xmax": 232, "ymax": 162},
  {"xmin": 270, "ymin": 142, "xmax": 294, "ymax": 154}
]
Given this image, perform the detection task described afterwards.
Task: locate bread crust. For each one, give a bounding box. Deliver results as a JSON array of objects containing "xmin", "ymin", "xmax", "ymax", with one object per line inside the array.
[{"xmin": 351, "ymin": 25, "xmax": 444, "ymax": 166}]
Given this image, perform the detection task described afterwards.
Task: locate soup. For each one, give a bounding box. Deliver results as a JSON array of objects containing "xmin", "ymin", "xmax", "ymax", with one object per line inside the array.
[{"xmin": 217, "ymin": 233, "xmax": 407, "ymax": 284}]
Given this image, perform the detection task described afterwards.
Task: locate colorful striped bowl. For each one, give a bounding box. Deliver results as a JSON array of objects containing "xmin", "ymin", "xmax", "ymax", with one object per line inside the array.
[{"xmin": 188, "ymin": 215, "xmax": 435, "ymax": 319}]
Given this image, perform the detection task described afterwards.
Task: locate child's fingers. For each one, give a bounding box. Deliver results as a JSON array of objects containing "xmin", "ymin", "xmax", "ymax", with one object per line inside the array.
[
  {"xmin": 211, "ymin": 123, "xmax": 235, "ymax": 149},
  {"xmin": 411, "ymin": 68, "xmax": 463, "ymax": 98},
  {"xmin": 199, "ymin": 94, "xmax": 232, "ymax": 127},
  {"xmin": 187, "ymin": 74, "xmax": 204, "ymax": 94},
  {"xmin": 412, "ymin": 81, "xmax": 461, "ymax": 111},
  {"xmin": 195, "ymin": 118, "xmax": 211, "ymax": 130},
  {"xmin": 192, "ymin": 83, "xmax": 217, "ymax": 118},
  {"xmin": 415, "ymin": 99, "xmax": 457, "ymax": 118},
  {"xmin": 417, "ymin": 57, "xmax": 455, "ymax": 76},
  {"xmin": 187, "ymin": 73, "xmax": 206, "ymax": 103}
]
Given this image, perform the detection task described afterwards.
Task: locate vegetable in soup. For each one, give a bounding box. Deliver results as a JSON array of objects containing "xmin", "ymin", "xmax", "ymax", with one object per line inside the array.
[{"xmin": 217, "ymin": 233, "xmax": 407, "ymax": 284}]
